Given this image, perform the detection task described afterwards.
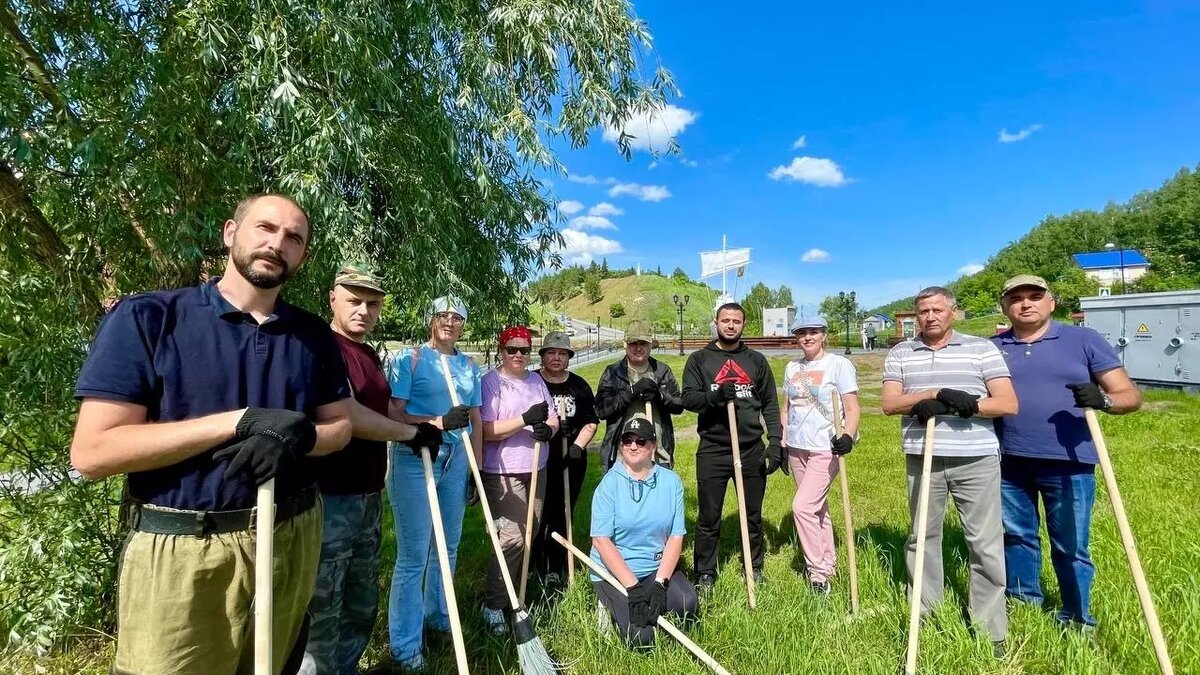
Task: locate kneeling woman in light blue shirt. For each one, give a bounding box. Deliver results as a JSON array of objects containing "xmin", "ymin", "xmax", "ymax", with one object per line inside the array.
[{"xmin": 590, "ymin": 415, "xmax": 697, "ymax": 649}]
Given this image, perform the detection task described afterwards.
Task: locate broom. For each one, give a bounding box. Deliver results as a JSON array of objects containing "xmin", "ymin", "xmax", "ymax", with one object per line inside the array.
[{"xmin": 437, "ymin": 353, "xmax": 557, "ymax": 674}]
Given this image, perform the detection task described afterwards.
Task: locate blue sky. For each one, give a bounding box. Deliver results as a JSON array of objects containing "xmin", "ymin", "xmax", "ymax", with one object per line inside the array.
[{"xmin": 544, "ymin": 1, "xmax": 1200, "ymax": 311}]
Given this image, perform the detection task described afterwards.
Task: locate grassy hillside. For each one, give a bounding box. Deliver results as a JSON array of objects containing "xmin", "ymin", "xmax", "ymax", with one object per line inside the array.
[{"xmin": 556, "ymin": 274, "xmax": 719, "ymax": 336}]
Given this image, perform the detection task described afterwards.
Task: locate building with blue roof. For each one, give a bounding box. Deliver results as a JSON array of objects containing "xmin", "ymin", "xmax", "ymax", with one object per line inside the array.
[{"xmin": 1072, "ymin": 248, "xmax": 1149, "ymax": 289}]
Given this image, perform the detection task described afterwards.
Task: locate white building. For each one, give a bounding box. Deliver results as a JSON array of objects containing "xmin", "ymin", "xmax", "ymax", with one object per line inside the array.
[{"xmin": 762, "ymin": 306, "xmax": 796, "ymax": 337}]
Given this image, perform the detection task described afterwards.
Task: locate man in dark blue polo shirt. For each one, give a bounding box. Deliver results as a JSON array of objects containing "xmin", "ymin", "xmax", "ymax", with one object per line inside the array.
[
  {"xmin": 71, "ymin": 194, "xmax": 354, "ymax": 675},
  {"xmin": 992, "ymin": 275, "xmax": 1142, "ymax": 634}
]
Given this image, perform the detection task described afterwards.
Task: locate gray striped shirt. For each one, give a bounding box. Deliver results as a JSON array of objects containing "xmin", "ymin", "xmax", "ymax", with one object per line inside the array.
[{"xmin": 882, "ymin": 331, "xmax": 1011, "ymax": 457}]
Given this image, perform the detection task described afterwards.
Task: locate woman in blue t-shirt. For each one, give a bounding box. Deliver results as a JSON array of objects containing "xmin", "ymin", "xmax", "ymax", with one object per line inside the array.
[{"xmin": 590, "ymin": 415, "xmax": 697, "ymax": 648}]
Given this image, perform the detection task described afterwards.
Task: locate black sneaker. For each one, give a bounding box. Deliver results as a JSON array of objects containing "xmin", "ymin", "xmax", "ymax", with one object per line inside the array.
[
  {"xmin": 810, "ymin": 580, "xmax": 831, "ymax": 597},
  {"xmin": 992, "ymin": 640, "xmax": 1006, "ymax": 659},
  {"xmin": 752, "ymin": 568, "xmax": 765, "ymax": 584},
  {"xmin": 696, "ymin": 573, "xmax": 716, "ymax": 592}
]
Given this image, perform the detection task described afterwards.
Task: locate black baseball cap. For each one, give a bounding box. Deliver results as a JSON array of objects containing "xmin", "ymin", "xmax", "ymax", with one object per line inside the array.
[{"xmin": 620, "ymin": 414, "xmax": 656, "ymax": 441}]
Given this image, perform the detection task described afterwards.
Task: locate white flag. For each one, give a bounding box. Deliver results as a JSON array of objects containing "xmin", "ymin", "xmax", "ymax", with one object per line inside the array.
[{"xmin": 699, "ymin": 248, "xmax": 751, "ymax": 278}]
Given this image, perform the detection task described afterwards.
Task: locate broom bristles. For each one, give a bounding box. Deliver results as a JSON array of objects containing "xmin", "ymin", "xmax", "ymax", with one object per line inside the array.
[{"xmin": 513, "ymin": 610, "xmax": 560, "ymax": 675}]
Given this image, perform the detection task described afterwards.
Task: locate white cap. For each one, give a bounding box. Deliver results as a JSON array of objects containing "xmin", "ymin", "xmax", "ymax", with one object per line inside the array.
[{"xmin": 425, "ymin": 296, "xmax": 468, "ymax": 324}]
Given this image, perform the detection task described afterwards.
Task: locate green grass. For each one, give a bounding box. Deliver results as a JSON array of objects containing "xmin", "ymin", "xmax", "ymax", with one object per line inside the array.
[{"xmin": 17, "ymin": 353, "xmax": 1200, "ymax": 674}]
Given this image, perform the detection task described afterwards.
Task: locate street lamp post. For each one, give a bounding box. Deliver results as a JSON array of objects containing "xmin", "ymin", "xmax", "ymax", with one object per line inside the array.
[
  {"xmin": 1104, "ymin": 241, "xmax": 1127, "ymax": 294},
  {"xmin": 672, "ymin": 294, "xmax": 690, "ymax": 355},
  {"xmin": 839, "ymin": 290, "xmax": 856, "ymax": 356}
]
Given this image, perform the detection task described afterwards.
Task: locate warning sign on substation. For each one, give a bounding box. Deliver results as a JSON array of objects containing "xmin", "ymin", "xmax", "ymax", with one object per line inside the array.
[{"xmin": 1134, "ymin": 323, "xmax": 1153, "ymax": 340}]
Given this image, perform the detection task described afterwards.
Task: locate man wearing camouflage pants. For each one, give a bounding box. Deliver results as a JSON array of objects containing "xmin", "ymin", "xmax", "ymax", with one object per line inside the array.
[{"xmin": 302, "ymin": 263, "xmax": 442, "ymax": 674}]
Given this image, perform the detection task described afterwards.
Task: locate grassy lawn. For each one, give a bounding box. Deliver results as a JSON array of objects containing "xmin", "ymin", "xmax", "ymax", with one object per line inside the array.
[{"xmin": 16, "ymin": 352, "xmax": 1199, "ymax": 674}]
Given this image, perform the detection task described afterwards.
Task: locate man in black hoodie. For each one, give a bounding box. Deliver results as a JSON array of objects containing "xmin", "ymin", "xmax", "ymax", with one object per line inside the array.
[
  {"xmin": 595, "ymin": 320, "xmax": 685, "ymax": 470},
  {"xmin": 681, "ymin": 303, "xmax": 783, "ymax": 590}
]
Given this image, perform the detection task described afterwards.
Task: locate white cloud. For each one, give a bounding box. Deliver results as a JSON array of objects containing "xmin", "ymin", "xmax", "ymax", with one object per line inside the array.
[
  {"xmin": 957, "ymin": 263, "xmax": 986, "ymax": 275},
  {"xmin": 648, "ymin": 160, "xmax": 659, "ymax": 170},
  {"xmin": 998, "ymin": 124, "xmax": 1043, "ymax": 143},
  {"xmin": 567, "ymin": 174, "xmax": 600, "ymax": 184},
  {"xmin": 568, "ymin": 215, "xmax": 618, "ymax": 231},
  {"xmin": 792, "ymin": 135, "xmax": 807, "ymax": 149},
  {"xmin": 558, "ymin": 200, "xmax": 584, "ymax": 215},
  {"xmin": 801, "ymin": 248, "xmax": 831, "ymax": 263},
  {"xmin": 602, "ymin": 104, "xmax": 698, "ymax": 153},
  {"xmin": 681, "ymin": 158, "xmax": 699, "ymax": 168},
  {"xmin": 608, "ymin": 182, "xmax": 672, "ymax": 202},
  {"xmin": 768, "ymin": 157, "xmax": 848, "ymax": 187},
  {"xmin": 588, "ymin": 202, "xmax": 623, "ymax": 217},
  {"xmin": 557, "ymin": 228, "xmax": 622, "ymax": 264}
]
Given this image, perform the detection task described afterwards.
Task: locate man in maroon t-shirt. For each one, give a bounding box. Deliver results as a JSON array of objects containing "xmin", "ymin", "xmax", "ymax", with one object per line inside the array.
[{"xmin": 301, "ymin": 262, "xmax": 442, "ymax": 674}]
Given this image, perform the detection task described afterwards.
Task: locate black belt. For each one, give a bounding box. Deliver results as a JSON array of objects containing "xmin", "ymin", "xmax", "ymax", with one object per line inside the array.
[{"xmin": 130, "ymin": 487, "xmax": 318, "ymax": 536}]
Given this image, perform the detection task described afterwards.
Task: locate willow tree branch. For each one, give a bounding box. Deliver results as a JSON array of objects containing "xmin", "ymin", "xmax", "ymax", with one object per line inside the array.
[{"xmin": 0, "ymin": 0, "xmax": 82, "ymax": 128}]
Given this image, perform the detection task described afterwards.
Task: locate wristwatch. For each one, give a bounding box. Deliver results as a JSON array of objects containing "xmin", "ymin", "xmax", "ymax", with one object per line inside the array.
[
  {"xmin": 654, "ymin": 576, "xmax": 670, "ymax": 589},
  {"xmin": 1101, "ymin": 393, "xmax": 1113, "ymax": 411}
]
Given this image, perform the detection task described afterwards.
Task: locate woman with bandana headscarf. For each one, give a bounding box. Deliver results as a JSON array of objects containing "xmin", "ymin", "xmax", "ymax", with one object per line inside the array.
[
  {"xmin": 478, "ymin": 325, "xmax": 559, "ymax": 632},
  {"xmin": 589, "ymin": 414, "xmax": 697, "ymax": 649}
]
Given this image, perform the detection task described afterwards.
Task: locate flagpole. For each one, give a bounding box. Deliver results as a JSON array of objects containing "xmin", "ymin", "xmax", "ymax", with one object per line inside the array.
[{"xmin": 722, "ymin": 234, "xmax": 727, "ymax": 302}]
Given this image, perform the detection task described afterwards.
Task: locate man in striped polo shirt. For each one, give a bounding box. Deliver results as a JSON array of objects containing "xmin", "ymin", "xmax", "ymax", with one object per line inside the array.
[{"xmin": 882, "ymin": 286, "xmax": 1018, "ymax": 658}]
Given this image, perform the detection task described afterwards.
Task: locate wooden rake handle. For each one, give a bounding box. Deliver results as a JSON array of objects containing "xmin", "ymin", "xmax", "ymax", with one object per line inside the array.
[
  {"xmin": 437, "ymin": 353, "xmax": 523, "ymax": 612},
  {"xmin": 254, "ymin": 479, "xmax": 275, "ymax": 675},
  {"xmin": 831, "ymin": 391, "xmax": 859, "ymax": 614},
  {"xmin": 551, "ymin": 533, "xmax": 732, "ymax": 675},
  {"xmin": 519, "ymin": 441, "xmax": 542, "ymax": 604},
  {"xmin": 421, "ymin": 447, "xmax": 469, "ymax": 673},
  {"xmin": 905, "ymin": 418, "xmax": 936, "ymax": 675},
  {"xmin": 1084, "ymin": 408, "xmax": 1173, "ymax": 675},
  {"xmin": 726, "ymin": 400, "xmax": 757, "ymax": 610}
]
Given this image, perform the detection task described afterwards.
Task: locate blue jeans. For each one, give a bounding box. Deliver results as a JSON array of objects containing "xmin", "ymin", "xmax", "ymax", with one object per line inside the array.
[
  {"xmin": 386, "ymin": 443, "xmax": 468, "ymax": 662},
  {"xmin": 302, "ymin": 493, "xmax": 382, "ymax": 675},
  {"xmin": 1000, "ymin": 455, "xmax": 1097, "ymax": 626}
]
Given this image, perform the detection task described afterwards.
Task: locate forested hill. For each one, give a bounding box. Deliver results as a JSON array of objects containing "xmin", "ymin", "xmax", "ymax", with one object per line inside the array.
[{"xmin": 868, "ymin": 164, "xmax": 1200, "ymax": 317}]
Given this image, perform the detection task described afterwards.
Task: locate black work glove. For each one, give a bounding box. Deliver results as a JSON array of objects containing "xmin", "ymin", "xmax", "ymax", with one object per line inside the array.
[
  {"xmin": 831, "ymin": 434, "xmax": 854, "ymax": 456},
  {"xmin": 911, "ymin": 399, "xmax": 951, "ymax": 424},
  {"xmin": 401, "ymin": 422, "xmax": 444, "ymax": 461},
  {"xmin": 235, "ymin": 408, "xmax": 317, "ymax": 453},
  {"xmin": 215, "ymin": 434, "xmax": 300, "ymax": 485},
  {"xmin": 568, "ymin": 443, "xmax": 587, "ymax": 460},
  {"xmin": 442, "ymin": 404, "xmax": 471, "ymax": 431},
  {"xmin": 631, "ymin": 378, "xmax": 660, "ymax": 402},
  {"xmin": 216, "ymin": 408, "xmax": 316, "ymax": 485},
  {"xmin": 531, "ymin": 421, "xmax": 554, "ymax": 442},
  {"xmin": 1066, "ymin": 382, "xmax": 1107, "ymax": 410},
  {"xmin": 646, "ymin": 581, "xmax": 668, "ymax": 626},
  {"xmin": 936, "ymin": 389, "xmax": 980, "ymax": 418},
  {"xmin": 522, "ymin": 402, "xmax": 549, "ymax": 426},
  {"xmin": 627, "ymin": 582, "xmax": 651, "ymax": 627},
  {"xmin": 710, "ymin": 381, "xmax": 738, "ymax": 405},
  {"xmin": 764, "ymin": 442, "xmax": 789, "ymax": 476}
]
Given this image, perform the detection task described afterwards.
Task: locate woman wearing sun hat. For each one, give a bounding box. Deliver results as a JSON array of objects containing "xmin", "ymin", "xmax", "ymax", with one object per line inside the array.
[{"xmin": 782, "ymin": 315, "xmax": 860, "ymax": 594}]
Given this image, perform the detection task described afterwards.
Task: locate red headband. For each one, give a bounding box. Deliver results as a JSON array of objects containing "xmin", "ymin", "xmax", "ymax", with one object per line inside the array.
[{"xmin": 499, "ymin": 325, "xmax": 532, "ymax": 346}]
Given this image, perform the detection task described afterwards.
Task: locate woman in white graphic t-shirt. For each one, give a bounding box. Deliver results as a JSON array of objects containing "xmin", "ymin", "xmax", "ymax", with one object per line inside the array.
[{"xmin": 781, "ymin": 316, "xmax": 861, "ymax": 595}]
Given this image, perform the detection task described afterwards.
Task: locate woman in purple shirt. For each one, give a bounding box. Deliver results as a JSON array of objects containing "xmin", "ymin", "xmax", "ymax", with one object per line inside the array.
[{"xmin": 478, "ymin": 325, "xmax": 559, "ymax": 632}]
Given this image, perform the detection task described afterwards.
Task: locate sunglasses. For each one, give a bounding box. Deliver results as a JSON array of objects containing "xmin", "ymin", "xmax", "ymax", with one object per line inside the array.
[
  {"xmin": 503, "ymin": 346, "xmax": 531, "ymax": 355},
  {"xmin": 620, "ymin": 436, "xmax": 651, "ymax": 447}
]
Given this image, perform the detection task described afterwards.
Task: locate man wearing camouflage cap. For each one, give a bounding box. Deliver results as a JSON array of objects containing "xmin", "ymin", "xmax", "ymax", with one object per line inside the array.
[
  {"xmin": 302, "ymin": 262, "xmax": 443, "ymax": 674},
  {"xmin": 594, "ymin": 320, "xmax": 685, "ymax": 470},
  {"xmin": 991, "ymin": 274, "xmax": 1141, "ymax": 636}
]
